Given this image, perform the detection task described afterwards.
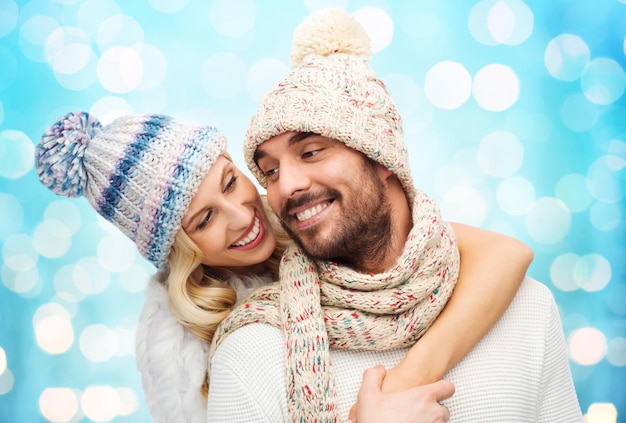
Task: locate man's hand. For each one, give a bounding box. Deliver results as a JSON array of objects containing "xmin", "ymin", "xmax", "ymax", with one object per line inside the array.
[{"xmin": 348, "ymin": 365, "xmax": 454, "ymax": 423}]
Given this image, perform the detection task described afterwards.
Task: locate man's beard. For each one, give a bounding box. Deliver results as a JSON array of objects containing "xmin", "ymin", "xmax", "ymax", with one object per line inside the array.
[{"xmin": 279, "ymin": 160, "xmax": 393, "ymax": 272}]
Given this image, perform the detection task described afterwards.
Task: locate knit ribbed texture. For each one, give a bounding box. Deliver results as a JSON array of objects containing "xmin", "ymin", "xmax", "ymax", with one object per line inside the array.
[
  {"xmin": 207, "ymin": 278, "xmax": 583, "ymax": 423},
  {"xmin": 210, "ymin": 190, "xmax": 460, "ymax": 422},
  {"xmin": 35, "ymin": 112, "xmax": 226, "ymax": 269}
]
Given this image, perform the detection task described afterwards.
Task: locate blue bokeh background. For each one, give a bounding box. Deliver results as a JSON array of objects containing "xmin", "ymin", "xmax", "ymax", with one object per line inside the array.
[{"xmin": 0, "ymin": 0, "xmax": 625, "ymax": 421}]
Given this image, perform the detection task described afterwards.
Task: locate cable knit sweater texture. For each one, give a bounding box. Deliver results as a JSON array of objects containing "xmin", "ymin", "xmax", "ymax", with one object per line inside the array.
[{"xmin": 206, "ymin": 277, "xmax": 582, "ymax": 422}]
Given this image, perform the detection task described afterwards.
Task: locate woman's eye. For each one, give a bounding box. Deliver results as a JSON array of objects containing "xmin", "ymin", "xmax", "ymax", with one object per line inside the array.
[
  {"xmin": 197, "ymin": 210, "xmax": 213, "ymax": 231},
  {"xmin": 225, "ymin": 175, "xmax": 237, "ymax": 192}
]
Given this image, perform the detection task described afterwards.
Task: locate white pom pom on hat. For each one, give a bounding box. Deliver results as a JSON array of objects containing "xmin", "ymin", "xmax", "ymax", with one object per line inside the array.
[{"xmin": 289, "ymin": 8, "xmax": 372, "ymax": 67}]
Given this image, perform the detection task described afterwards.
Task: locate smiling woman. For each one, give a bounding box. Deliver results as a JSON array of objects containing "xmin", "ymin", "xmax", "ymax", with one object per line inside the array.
[{"xmin": 33, "ymin": 111, "xmax": 291, "ymax": 420}]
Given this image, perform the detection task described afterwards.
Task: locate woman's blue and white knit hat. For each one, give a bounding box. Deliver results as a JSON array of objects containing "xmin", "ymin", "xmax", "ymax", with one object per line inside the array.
[{"xmin": 35, "ymin": 112, "xmax": 226, "ymax": 269}]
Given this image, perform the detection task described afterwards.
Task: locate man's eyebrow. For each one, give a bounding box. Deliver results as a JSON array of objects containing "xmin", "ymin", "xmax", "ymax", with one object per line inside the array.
[{"xmin": 253, "ymin": 132, "xmax": 316, "ymax": 162}]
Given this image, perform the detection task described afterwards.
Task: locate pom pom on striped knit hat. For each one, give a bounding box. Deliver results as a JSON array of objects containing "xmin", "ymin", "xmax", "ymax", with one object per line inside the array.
[
  {"xmin": 244, "ymin": 7, "xmax": 415, "ymax": 202},
  {"xmin": 35, "ymin": 111, "xmax": 226, "ymax": 269}
]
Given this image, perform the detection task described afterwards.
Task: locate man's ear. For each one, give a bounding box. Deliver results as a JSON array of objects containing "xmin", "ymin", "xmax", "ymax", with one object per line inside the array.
[{"xmin": 376, "ymin": 163, "xmax": 393, "ymax": 181}]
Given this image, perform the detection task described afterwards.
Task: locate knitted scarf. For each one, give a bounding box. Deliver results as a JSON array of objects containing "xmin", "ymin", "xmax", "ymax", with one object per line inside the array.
[{"xmin": 209, "ymin": 190, "xmax": 460, "ymax": 422}]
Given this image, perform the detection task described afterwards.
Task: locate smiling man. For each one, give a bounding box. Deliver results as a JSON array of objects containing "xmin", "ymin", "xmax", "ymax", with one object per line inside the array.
[{"xmin": 205, "ymin": 8, "xmax": 581, "ymax": 423}]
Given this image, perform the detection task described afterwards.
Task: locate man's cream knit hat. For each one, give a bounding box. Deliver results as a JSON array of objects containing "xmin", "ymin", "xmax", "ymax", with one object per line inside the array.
[{"xmin": 244, "ymin": 8, "xmax": 415, "ymax": 201}]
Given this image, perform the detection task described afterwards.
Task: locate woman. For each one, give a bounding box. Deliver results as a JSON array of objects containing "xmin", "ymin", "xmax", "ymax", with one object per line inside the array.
[{"xmin": 35, "ymin": 111, "xmax": 531, "ymax": 423}]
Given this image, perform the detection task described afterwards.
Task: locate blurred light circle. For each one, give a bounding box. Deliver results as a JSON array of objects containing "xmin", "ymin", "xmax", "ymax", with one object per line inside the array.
[
  {"xmin": 53, "ymin": 49, "xmax": 98, "ymax": 91},
  {"xmin": 79, "ymin": 324, "xmax": 116, "ymax": 363},
  {"xmin": 550, "ymin": 253, "xmax": 579, "ymax": 291},
  {"xmin": 607, "ymin": 140, "xmax": 626, "ymax": 170},
  {"xmin": 81, "ymin": 386, "xmax": 120, "ymax": 422},
  {"xmin": 34, "ymin": 219, "xmax": 72, "ymax": 259},
  {"xmin": 97, "ymin": 14, "xmax": 144, "ymax": 51},
  {"xmin": 569, "ymin": 327, "xmax": 607, "ymax": 365},
  {"xmin": 246, "ymin": 59, "xmax": 290, "ymax": 103},
  {"xmin": 477, "ymin": 130, "xmax": 523, "ymax": 177},
  {"xmin": 586, "ymin": 403, "xmax": 619, "ymax": 423},
  {"xmin": 496, "ymin": 176, "xmax": 535, "ymax": 216},
  {"xmin": 581, "ymin": 58, "xmax": 626, "ymax": 105},
  {"xmin": 525, "ymin": 197, "xmax": 571, "ymax": 244},
  {"xmin": 118, "ymin": 263, "xmax": 150, "ymax": 293},
  {"xmin": 45, "ymin": 26, "xmax": 91, "ymax": 75},
  {"xmin": 587, "ymin": 156, "xmax": 625, "ymax": 203},
  {"xmin": 116, "ymin": 387, "xmax": 139, "ymax": 416},
  {"xmin": 113, "ymin": 327, "xmax": 135, "ymax": 356},
  {"xmin": 544, "ymin": 34, "xmax": 590, "ymax": 81},
  {"xmin": 574, "ymin": 254, "xmax": 611, "ymax": 292},
  {"xmin": 39, "ymin": 387, "xmax": 79, "ymax": 422},
  {"xmin": 2, "ymin": 233, "xmax": 38, "ymax": 272},
  {"xmin": 74, "ymin": 257, "xmax": 110, "ymax": 295},
  {"xmin": 44, "ymin": 200, "xmax": 82, "ymax": 235},
  {"xmin": 434, "ymin": 162, "xmax": 477, "ymax": 195},
  {"xmin": 473, "ymin": 64, "xmax": 519, "ymax": 111},
  {"xmin": 469, "ymin": 0, "xmax": 533, "ymax": 46},
  {"xmin": 354, "ymin": 7, "xmax": 394, "ymax": 53},
  {"xmin": 1, "ymin": 265, "xmax": 41, "ymax": 296},
  {"xmin": 97, "ymin": 46, "xmax": 144, "ymax": 93},
  {"xmin": 76, "ymin": 0, "xmax": 122, "ymax": 38},
  {"xmin": 35, "ymin": 314, "xmax": 74, "ymax": 354},
  {"xmin": 18, "ymin": 15, "xmax": 60, "ymax": 62},
  {"xmin": 589, "ymin": 202, "xmax": 622, "ymax": 232},
  {"xmin": 560, "ymin": 93, "xmax": 600, "ymax": 132},
  {"xmin": 136, "ymin": 44, "xmax": 167, "ymax": 91},
  {"xmin": 555, "ymin": 173, "xmax": 593, "ymax": 213},
  {"xmin": 0, "ymin": 130, "xmax": 35, "ymax": 179},
  {"xmin": 0, "ymin": 0, "xmax": 18, "ymax": 38},
  {"xmin": 441, "ymin": 186, "xmax": 487, "ymax": 226},
  {"xmin": 54, "ymin": 264, "xmax": 87, "ymax": 303},
  {"xmin": 0, "ymin": 47, "xmax": 18, "ymax": 93},
  {"xmin": 209, "ymin": 0, "xmax": 255, "ymax": 37},
  {"xmin": 97, "ymin": 233, "xmax": 136, "ymax": 272},
  {"xmin": 607, "ymin": 337, "xmax": 626, "ymax": 366},
  {"xmin": 90, "ymin": 96, "xmax": 133, "ymax": 124},
  {"xmin": 487, "ymin": 0, "xmax": 533, "ymax": 45},
  {"xmin": 385, "ymin": 73, "xmax": 422, "ymax": 119},
  {"xmin": 201, "ymin": 52, "xmax": 246, "ymax": 99},
  {"xmin": 424, "ymin": 61, "xmax": 472, "ymax": 110},
  {"xmin": 0, "ymin": 193, "xmax": 23, "ymax": 240},
  {"xmin": 0, "ymin": 368, "xmax": 13, "ymax": 395}
]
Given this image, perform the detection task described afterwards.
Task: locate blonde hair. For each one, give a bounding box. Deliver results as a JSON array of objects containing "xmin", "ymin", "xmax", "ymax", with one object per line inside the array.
[{"xmin": 163, "ymin": 196, "xmax": 289, "ymax": 397}]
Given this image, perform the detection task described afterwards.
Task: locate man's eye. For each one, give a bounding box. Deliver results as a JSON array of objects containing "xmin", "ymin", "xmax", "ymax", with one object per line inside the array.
[
  {"xmin": 264, "ymin": 167, "xmax": 279, "ymax": 177},
  {"xmin": 302, "ymin": 149, "xmax": 319, "ymax": 159}
]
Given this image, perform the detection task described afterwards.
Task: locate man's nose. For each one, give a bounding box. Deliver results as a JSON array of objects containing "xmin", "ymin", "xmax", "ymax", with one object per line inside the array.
[{"xmin": 278, "ymin": 160, "xmax": 311, "ymax": 199}]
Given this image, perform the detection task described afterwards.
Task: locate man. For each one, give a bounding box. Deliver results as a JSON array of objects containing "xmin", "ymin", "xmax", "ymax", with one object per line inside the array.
[{"xmin": 206, "ymin": 8, "xmax": 581, "ymax": 422}]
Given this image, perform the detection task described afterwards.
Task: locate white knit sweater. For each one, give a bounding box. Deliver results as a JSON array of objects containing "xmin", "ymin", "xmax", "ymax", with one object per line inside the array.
[
  {"xmin": 206, "ymin": 278, "xmax": 582, "ymax": 422},
  {"xmin": 135, "ymin": 271, "xmax": 271, "ymax": 423}
]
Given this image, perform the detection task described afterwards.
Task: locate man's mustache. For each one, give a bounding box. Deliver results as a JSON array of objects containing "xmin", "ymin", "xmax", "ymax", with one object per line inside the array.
[{"xmin": 280, "ymin": 188, "xmax": 342, "ymax": 222}]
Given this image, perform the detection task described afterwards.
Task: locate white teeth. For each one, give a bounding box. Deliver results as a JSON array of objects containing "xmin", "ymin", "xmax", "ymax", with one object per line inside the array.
[
  {"xmin": 232, "ymin": 216, "xmax": 261, "ymax": 247},
  {"xmin": 296, "ymin": 203, "xmax": 328, "ymax": 222}
]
